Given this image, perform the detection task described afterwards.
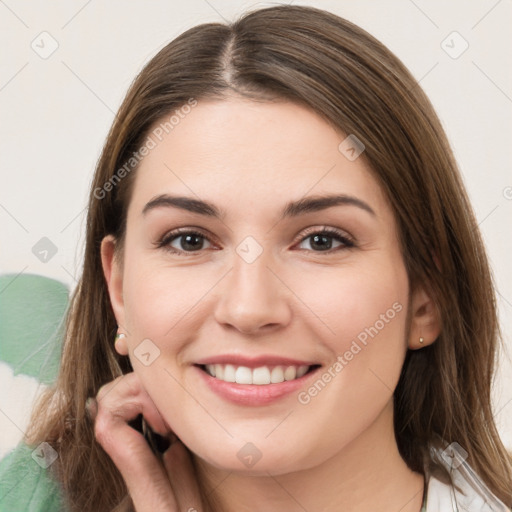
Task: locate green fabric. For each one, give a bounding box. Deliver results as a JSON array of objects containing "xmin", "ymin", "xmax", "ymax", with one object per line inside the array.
[
  {"xmin": 0, "ymin": 273, "xmax": 69, "ymax": 510},
  {"xmin": 0, "ymin": 442, "xmax": 65, "ymax": 511},
  {"xmin": 0, "ymin": 273, "xmax": 68, "ymax": 385}
]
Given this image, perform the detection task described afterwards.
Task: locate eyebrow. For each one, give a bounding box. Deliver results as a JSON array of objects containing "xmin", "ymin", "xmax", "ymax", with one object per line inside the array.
[{"xmin": 142, "ymin": 193, "xmax": 376, "ymax": 220}]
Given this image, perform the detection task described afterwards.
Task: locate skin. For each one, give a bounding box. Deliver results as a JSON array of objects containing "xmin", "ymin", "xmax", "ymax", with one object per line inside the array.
[{"xmin": 99, "ymin": 97, "xmax": 441, "ymax": 511}]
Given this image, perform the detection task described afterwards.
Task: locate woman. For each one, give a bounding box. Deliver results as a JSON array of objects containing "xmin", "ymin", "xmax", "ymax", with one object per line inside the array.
[{"xmin": 6, "ymin": 4, "xmax": 511, "ymax": 511}]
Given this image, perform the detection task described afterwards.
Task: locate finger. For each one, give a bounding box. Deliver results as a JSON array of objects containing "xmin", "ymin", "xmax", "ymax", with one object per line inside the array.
[
  {"xmin": 97, "ymin": 373, "xmax": 169, "ymax": 435},
  {"xmin": 163, "ymin": 440, "xmax": 203, "ymax": 512},
  {"xmin": 93, "ymin": 373, "xmax": 179, "ymax": 510}
]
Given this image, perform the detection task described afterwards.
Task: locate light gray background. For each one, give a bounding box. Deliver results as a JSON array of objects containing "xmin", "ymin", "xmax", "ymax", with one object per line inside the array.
[{"xmin": 1, "ymin": 0, "xmax": 511, "ymax": 456}]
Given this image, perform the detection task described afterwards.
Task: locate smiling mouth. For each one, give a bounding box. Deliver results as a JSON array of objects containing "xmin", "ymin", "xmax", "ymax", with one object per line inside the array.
[{"xmin": 197, "ymin": 363, "xmax": 321, "ymax": 385}]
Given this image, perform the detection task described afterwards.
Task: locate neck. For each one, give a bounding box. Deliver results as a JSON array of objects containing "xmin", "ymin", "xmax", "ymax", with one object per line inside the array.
[{"xmin": 193, "ymin": 400, "xmax": 425, "ymax": 512}]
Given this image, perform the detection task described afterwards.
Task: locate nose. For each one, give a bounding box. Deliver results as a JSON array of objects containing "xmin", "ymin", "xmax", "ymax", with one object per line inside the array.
[{"xmin": 213, "ymin": 249, "xmax": 292, "ymax": 335}]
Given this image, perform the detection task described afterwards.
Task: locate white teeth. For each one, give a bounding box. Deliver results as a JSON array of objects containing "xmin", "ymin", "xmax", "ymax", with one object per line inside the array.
[
  {"xmin": 252, "ymin": 366, "xmax": 271, "ymax": 385},
  {"xmin": 270, "ymin": 366, "xmax": 285, "ymax": 383},
  {"xmin": 204, "ymin": 364, "xmax": 311, "ymax": 385},
  {"xmin": 235, "ymin": 366, "xmax": 252, "ymax": 384},
  {"xmin": 296, "ymin": 365, "xmax": 309, "ymax": 378},
  {"xmin": 223, "ymin": 364, "xmax": 236, "ymax": 382},
  {"xmin": 284, "ymin": 366, "xmax": 297, "ymax": 381}
]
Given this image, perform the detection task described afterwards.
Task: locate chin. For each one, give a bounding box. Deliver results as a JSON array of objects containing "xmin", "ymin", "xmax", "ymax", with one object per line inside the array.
[{"xmin": 187, "ymin": 437, "xmax": 316, "ymax": 476}]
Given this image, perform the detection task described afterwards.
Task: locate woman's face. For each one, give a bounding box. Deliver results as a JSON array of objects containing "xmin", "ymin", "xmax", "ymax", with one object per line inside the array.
[{"xmin": 104, "ymin": 97, "xmax": 413, "ymax": 474}]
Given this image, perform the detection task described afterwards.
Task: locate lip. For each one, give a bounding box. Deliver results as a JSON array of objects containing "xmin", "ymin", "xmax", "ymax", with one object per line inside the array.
[
  {"xmin": 194, "ymin": 363, "xmax": 321, "ymax": 406},
  {"xmin": 194, "ymin": 354, "xmax": 318, "ymax": 369}
]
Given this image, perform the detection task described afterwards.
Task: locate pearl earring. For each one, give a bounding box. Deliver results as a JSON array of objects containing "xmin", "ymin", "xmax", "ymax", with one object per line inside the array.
[{"xmin": 114, "ymin": 331, "xmax": 128, "ymax": 355}]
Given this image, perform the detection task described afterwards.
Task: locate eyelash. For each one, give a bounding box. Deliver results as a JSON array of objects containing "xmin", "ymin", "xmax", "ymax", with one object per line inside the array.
[{"xmin": 154, "ymin": 226, "xmax": 356, "ymax": 256}]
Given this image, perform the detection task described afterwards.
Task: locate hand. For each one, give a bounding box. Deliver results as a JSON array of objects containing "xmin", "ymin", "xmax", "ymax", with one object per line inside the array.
[{"xmin": 87, "ymin": 372, "xmax": 202, "ymax": 511}]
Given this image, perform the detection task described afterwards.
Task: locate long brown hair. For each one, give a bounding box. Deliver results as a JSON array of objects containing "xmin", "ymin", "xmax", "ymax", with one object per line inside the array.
[{"xmin": 25, "ymin": 5, "xmax": 512, "ymax": 510}]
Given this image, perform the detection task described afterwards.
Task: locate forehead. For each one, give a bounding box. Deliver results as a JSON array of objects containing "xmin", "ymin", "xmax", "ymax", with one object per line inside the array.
[{"xmin": 128, "ymin": 98, "xmax": 390, "ymax": 223}]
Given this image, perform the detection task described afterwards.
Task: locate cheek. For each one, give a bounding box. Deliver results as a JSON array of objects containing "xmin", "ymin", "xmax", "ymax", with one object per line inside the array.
[
  {"xmin": 289, "ymin": 256, "xmax": 409, "ymax": 447},
  {"xmin": 294, "ymin": 256, "xmax": 409, "ymax": 353},
  {"xmin": 122, "ymin": 256, "xmax": 213, "ymax": 338}
]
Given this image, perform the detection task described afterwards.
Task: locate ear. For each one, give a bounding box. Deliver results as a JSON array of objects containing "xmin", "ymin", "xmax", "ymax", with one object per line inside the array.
[
  {"xmin": 100, "ymin": 235, "xmax": 128, "ymax": 355},
  {"xmin": 408, "ymin": 284, "xmax": 441, "ymax": 350}
]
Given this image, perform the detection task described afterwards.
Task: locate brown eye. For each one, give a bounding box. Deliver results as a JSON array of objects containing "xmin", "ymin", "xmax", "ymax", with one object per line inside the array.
[
  {"xmin": 157, "ymin": 229, "xmax": 214, "ymax": 255},
  {"xmin": 296, "ymin": 227, "xmax": 355, "ymax": 253}
]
